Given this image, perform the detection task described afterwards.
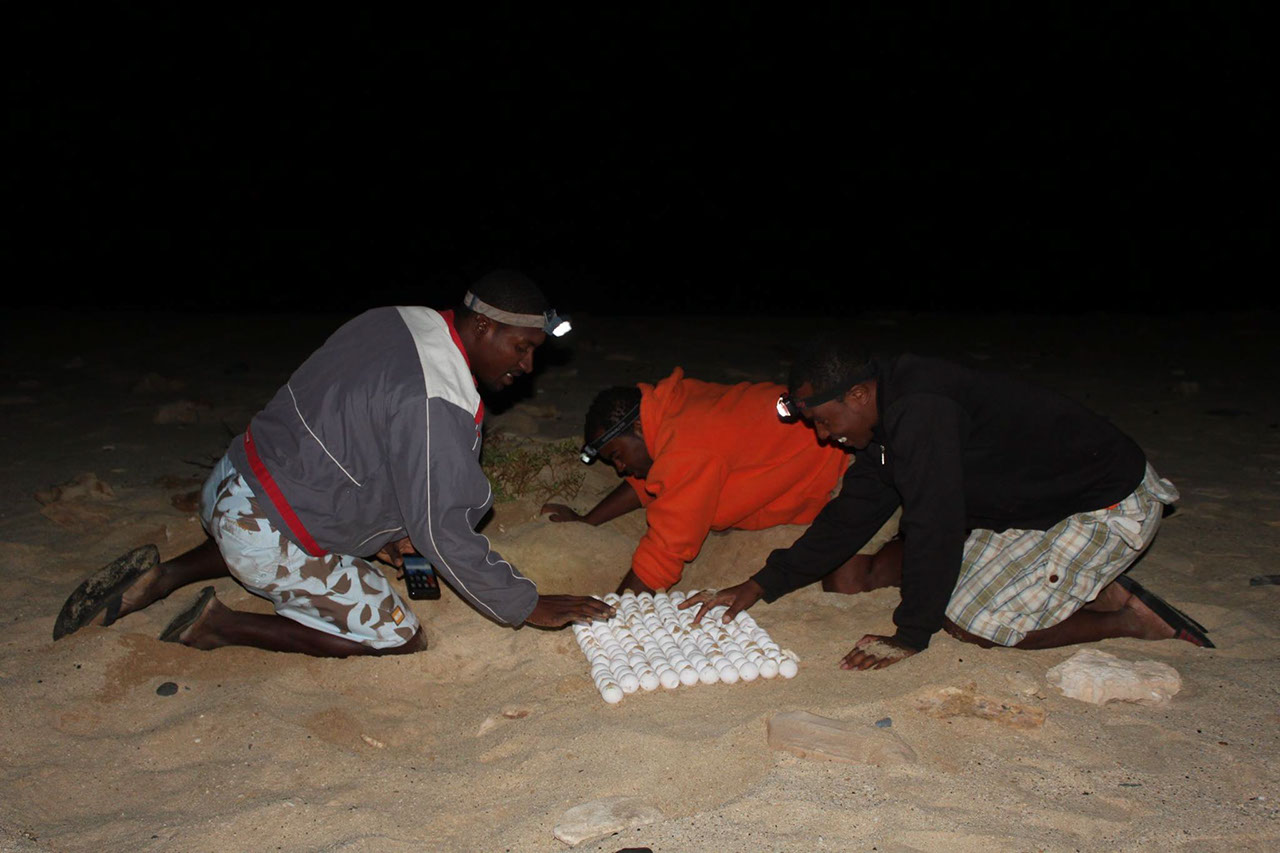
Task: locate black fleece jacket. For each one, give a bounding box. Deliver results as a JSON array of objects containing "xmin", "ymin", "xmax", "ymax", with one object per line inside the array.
[{"xmin": 750, "ymin": 354, "xmax": 1146, "ymax": 651}]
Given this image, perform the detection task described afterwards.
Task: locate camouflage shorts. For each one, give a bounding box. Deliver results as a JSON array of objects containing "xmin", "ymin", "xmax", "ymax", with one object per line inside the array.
[{"xmin": 199, "ymin": 455, "xmax": 420, "ymax": 648}]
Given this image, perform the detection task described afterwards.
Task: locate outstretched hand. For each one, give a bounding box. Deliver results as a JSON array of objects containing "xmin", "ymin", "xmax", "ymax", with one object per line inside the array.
[
  {"xmin": 678, "ymin": 580, "xmax": 764, "ymax": 625},
  {"xmin": 839, "ymin": 634, "xmax": 918, "ymax": 670},
  {"xmin": 525, "ymin": 594, "xmax": 616, "ymax": 628},
  {"xmin": 374, "ymin": 537, "xmax": 416, "ymax": 569},
  {"xmin": 540, "ymin": 503, "xmax": 585, "ymax": 523}
]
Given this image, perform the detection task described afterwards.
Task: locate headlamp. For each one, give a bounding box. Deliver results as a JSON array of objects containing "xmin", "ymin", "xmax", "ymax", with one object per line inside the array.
[
  {"xmin": 580, "ymin": 404, "xmax": 641, "ymax": 464},
  {"xmin": 776, "ymin": 393, "xmax": 802, "ymax": 419},
  {"xmin": 543, "ymin": 309, "xmax": 572, "ymax": 337},
  {"xmin": 774, "ymin": 359, "xmax": 879, "ymax": 421}
]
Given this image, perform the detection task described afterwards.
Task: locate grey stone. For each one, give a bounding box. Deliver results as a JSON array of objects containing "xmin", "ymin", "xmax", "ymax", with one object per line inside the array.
[
  {"xmin": 767, "ymin": 710, "xmax": 917, "ymax": 765},
  {"xmin": 552, "ymin": 796, "xmax": 663, "ymax": 847}
]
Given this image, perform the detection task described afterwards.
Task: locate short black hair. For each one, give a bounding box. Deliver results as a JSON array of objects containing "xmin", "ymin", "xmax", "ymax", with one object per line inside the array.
[
  {"xmin": 788, "ymin": 337, "xmax": 875, "ymax": 396},
  {"xmin": 455, "ymin": 269, "xmax": 549, "ymax": 319},
  {"xmin": 585, "ymin": 386, "xmax": 642, "ymax": 441}
]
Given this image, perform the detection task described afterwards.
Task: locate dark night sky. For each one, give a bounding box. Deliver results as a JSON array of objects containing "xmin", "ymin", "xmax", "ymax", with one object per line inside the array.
[{"xmin": 5, "ymin": 4, "xmax": 1274, "ymax": 315}]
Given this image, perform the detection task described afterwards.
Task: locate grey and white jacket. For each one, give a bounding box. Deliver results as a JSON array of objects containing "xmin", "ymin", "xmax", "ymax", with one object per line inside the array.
[{"xmin": 227, "ymin": 306, "xmax": 538, "ymax": 626}]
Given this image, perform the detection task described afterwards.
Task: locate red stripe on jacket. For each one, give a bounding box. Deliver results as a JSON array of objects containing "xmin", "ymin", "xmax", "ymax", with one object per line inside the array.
[
  {"xmin": 243, "ymin": 426, "xmax": 329, "ymax": 557},
  {"xmin": 439, "ymin": 309, "xmax": 484, "ymax": 425}
]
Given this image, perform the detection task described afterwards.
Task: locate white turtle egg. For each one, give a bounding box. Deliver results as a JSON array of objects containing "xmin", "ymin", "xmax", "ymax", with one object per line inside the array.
[
  {"xmin": 658, "ymin": 668, "xmax": 680, "ymax": 689},
  {"xmin": 601, "ymin": 684, "xmax": 624, "ymax": 704},
  {"xmin": 618, "ymin": 672, "xmax": 640, "ymax": 693},
  {"xmin": 639, "ymin": 670, "xmax": 660, "ymax": 691},
  {"xmin": 737, "ymin": 660, "xmax": 760, "ymax": 681},
  {"xmin": 698, "ymin": 666, "xmax": 720, "ymax": 685},
  {"xmin": 716, "ymin": 663, "xmax": 740, "ymax": 684},
  {"xmin": 678, "ymin": 666, "xmax": 700, "ymax": 686},
  {"xmin": 759, "ymin": 659, "xmax": 780, "ymax": 678},
  {"xmin": 778, "ymin": 658, "xmax": 798, "ymax": 678}
]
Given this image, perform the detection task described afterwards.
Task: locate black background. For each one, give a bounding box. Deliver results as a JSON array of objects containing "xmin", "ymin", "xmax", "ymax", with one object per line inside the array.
[{"xmin": 6, "ymin": 4, "xmax": 1274, "ymax": 315}]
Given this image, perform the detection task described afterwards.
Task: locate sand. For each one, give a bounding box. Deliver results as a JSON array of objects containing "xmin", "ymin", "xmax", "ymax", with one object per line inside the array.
[{"xmin": 1, "ymin": 308, "xmax": 1277, "ymax": 852}]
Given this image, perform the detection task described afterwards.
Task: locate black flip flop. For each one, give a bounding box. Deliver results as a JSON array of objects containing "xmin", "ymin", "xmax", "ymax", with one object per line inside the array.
[
  {"xmin": 158, "ymin": 586, "xmax": 217, "ymax": 644},
  {"xmin": 52, "ymin": 545, "xmax": 161, "ymax": 640},
  {"xmin": 1114, "ymin": 573, "xmax": 1215, "ymax": 648}
]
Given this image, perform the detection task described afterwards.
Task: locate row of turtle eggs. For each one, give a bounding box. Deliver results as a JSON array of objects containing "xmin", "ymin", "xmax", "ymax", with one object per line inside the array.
[{"xmin": 576, "ymin": 591, "xmax": 796, "ymax": 704}]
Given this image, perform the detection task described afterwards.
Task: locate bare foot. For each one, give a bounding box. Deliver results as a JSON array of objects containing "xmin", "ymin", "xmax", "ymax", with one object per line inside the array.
[
  {"xmin": 114, "ymin": 564, "xmax": 171, "ymax": 620},
  {"xmin": 1119, "ymin": 590, "xmax": 1177, "ymax": 640},
  {"xmin": 1084, "ymin": 580, "xmax": 1132, "ymax": 612},
  {"xmin": 170, "ymin": 593, "xmax": 227, "ymax": 650}
]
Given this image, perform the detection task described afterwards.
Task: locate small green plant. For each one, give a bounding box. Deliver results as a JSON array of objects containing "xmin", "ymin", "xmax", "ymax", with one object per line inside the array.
[{"xmin": 481, "ymin": 430, "xmax": 585, "ymax": 504}]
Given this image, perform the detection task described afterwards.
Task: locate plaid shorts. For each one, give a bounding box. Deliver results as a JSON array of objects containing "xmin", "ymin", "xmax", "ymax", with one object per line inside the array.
[
  {"xmin": 199, "ymin": 455, "xmax": 420, "ymax": 648},
  {"xmin": 945, "ymin": 464, "xmax": 1179, "ymax": 646}
]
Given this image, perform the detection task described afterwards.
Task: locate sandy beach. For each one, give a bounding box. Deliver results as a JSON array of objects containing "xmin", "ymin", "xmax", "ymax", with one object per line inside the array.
[{"xmin": 2, "ymin": 307, "xmax": 1277, "ymax": 852}]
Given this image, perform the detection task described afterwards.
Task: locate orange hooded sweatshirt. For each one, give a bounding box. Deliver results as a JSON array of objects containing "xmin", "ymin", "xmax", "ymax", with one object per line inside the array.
[{"xmin": 625, "ymin": 367, "xmax": 849, "ymax": 590}]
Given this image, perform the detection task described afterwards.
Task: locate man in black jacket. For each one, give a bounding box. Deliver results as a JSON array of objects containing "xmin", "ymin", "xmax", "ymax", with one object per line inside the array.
[{"xmin": 682, "ymin": 338, "xmax": 1212, "ymax": 669}]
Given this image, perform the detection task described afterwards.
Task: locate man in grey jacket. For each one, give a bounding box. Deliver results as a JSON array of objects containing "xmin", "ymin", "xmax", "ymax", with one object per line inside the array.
[{"xmin": 54, "ymin": 270, "xmax": 615, "ymax": 656}]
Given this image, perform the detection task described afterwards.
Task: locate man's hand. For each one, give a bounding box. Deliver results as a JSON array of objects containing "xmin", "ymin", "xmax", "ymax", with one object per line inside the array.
[
  {"xmin": 839, "ymin": 634, "xmax": 918, "ymax": 670},
  {"xmin": 525, "ymin": 594, "xmax": 616, "ymax": 628},
  {"xmin": 540, "ymin": 503, "xmax": 585, "ymax": 523},
  {"xmin": 615, "ymin": 569, "xmax": 655, "ymax": 596},
  {"xmin": 374, "ymin": 537, "xmax": 415, "ymax": 569},
  {"xmin": 678, "ymin": 580, "xmax": 764, "ymax": 625}
]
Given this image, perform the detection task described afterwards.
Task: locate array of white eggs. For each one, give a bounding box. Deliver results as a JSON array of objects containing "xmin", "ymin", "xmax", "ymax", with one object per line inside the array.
[{"xmin": 572, "ymin": 590, "xmax": 798, "ymax": 704}]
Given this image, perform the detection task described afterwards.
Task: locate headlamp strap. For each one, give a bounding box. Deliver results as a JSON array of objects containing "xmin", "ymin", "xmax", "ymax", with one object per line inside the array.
[
  {"xmin": 582, "ymin": 404, "xmax": 641, "ymax": 460},
  {"xmin": 464, "ymin": 291, "xmax": 552, "ymax": 330},
  {"xmin": 796, "ymin": 359, "xmax": 879, "ymax": 411}
]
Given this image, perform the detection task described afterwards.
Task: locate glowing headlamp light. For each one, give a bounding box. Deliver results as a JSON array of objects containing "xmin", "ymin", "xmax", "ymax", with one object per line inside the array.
[
  {"xmin": 579, "ymin": 404, "xmax": 640, "ymax": 464},
  {"xmin": 776, "ymin": 393, "xmax": 802, "ymax": 419},
  {"xmin": 543, "ymin": 309, "xmax": 572, "ymax": 337}
]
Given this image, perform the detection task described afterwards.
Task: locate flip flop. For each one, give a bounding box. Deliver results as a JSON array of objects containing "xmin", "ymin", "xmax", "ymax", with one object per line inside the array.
[
  {"xmin": 158, "ymin": 586, "xmax": 217, "ymax": 644},
  {"xmin": 52, "ymin": 544, "xmax": 161, "ymax": 640},
  {"xmin": 1114, "ymin": 573, "xmax": 1215, "ymax": 648}
]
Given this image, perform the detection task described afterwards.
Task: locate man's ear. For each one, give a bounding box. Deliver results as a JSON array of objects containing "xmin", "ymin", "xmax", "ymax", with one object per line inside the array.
[
  {"xmin": 632, "ymin": 418, "xmax": 644, "ymax": 439},
  {"xmin": 845, "ymin": 383, "xmax": 871, "ymax": 405}
]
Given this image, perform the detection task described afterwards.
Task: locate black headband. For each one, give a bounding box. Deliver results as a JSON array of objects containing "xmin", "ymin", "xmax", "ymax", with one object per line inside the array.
[
  {"xmin": 776, "ymin": 359, "xmax": 878, "ymax": 419},
  {"xmin": 580, "ymin": 404, "xmax": 641, "ymax": 464}
]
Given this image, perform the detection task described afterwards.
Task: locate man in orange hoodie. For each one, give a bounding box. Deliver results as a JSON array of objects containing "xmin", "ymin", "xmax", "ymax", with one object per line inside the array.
[{"xmin": 541, "ymin": 368, "xmax": 902, "ymax": 594}]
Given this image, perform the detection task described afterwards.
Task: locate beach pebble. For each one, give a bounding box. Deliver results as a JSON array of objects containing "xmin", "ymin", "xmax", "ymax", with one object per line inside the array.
[{"xmin": 156, "ymin": 681, "xmax": 178, "ymax": 696}]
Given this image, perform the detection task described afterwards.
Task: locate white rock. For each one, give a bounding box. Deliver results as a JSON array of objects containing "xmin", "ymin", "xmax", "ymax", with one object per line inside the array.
[
  {"xmin": 553, "ymin": 796, "xmax": 664, "ymax": 846},
  {"xmin": 1045, "ymin": 648, "xmax": 1182, "ymax": 706}
]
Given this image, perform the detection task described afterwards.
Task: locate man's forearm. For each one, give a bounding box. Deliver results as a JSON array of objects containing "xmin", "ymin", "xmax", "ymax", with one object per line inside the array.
[{"xmin": 581, "ymin": 482, "xmax": 643, "ymax": 525}]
